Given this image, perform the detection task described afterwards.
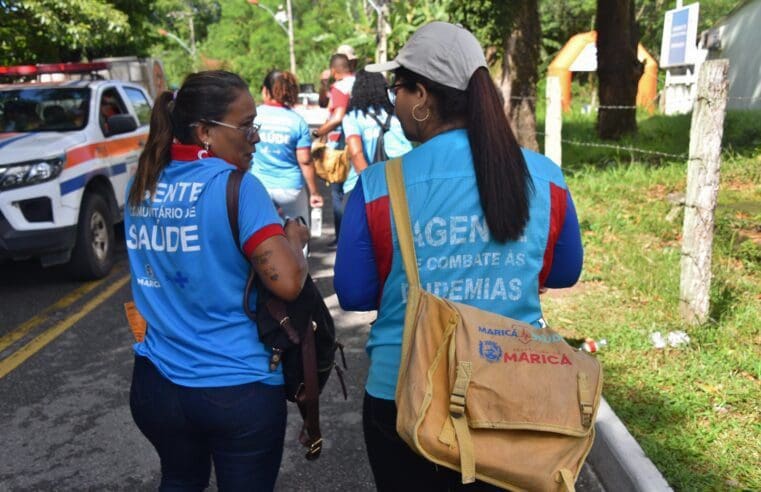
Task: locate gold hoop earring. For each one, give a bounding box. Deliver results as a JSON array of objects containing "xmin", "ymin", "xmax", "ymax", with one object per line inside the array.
[{"xmin": 412, "ymin": 103, "xmax": 430, "ymax": 123}]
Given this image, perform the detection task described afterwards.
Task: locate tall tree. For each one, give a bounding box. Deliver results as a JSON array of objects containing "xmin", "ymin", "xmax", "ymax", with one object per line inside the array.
[
  {"xmin": 595, "ymin": 0, "xmax": 643, "ymax": 139},
  {"xmin": 450, "ymin": 0, "xmax": 541, "ymax": 151},
  {"xmin": 503, "ymin": 1, "xmax": 540, "ymax": 151},
  {"xmin": 0, "ymin": 0, "xmax": 154, "ymax": 65}
]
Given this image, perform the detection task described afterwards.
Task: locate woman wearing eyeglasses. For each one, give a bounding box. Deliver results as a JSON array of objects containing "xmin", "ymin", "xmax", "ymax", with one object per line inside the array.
[
  {"xmin": 251, "ymin": 70, "xmax": 323, "ymax": 225},
  {"xmin": 125, "ymin": 70, "xmax": 309, "ymax": 491}
]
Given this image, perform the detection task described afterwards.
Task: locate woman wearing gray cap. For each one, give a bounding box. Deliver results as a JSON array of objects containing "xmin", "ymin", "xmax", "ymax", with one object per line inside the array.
[{"xmin": 334, "ymin": 22, "xmax": 583, "ymax": 490}]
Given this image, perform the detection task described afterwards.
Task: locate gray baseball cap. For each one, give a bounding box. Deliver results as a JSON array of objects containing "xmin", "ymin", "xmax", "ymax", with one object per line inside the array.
[{"xmin": 365, "ymin": 21, "xmax": 487, "ymax": 91}]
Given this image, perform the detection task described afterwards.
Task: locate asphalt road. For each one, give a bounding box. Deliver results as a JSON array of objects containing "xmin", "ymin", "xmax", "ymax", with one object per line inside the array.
[{"xmin": 0, "ymin": 195, "xmax": 604, "ymax": 491}]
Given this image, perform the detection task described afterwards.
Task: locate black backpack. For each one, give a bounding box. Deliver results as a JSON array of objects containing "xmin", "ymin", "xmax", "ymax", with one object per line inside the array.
[
  {"xmin": 225, "ymin": 171, "xmax": 347, "ymax": 461},
  {"xmin": 367, "ymin": 111, "xmax": 392, "ymax": 163}
]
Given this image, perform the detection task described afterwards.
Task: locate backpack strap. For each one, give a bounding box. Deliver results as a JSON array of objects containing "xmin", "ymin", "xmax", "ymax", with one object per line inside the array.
[
  {"xmin": 367, "ymin": 112, "xmax": 392, "ymax": 163},
  {"xmin": 367, "ymin": 111, "xmax": 392, "ymax": 132}
]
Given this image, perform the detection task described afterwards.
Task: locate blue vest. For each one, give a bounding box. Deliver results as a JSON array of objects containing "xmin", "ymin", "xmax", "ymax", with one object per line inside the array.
[{"xmin": 358, "ymin": 129, "xmax": 568, "ymax": 399}]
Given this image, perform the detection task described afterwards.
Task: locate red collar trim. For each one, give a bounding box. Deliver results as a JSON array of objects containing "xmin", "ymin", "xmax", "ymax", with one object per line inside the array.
[
  {"xmin": 264, "ymin": 101, "xmax": 286, "ymax": 108},
  {"xmin": 171, "ymin": 143, "xmax": 215, "ymax": 161}
]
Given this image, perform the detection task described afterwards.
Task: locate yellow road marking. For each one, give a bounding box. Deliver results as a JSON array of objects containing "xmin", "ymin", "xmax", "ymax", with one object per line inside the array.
[
  {"xmin": 0, "ymin": 274, "xmax": 131, "ymax": 379},
  {"xmin": 0, "ymin": 275, "xmax": 112, "ymax": 353}
]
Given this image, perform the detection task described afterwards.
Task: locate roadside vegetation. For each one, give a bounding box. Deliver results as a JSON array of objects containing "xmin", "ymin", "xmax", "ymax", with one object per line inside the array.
[{"xmin": 539, "ymin": 104, "xmax": 761, "ymax": 490}]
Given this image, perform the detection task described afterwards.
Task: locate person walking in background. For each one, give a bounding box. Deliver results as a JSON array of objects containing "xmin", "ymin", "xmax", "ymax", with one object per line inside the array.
[
  {"xmin": 252, "ymin": 70, "xmax": 323, "ymax": 225},
  {"xmin": 334, "ymin": 22, "xmax": 583, "ymax": 491},
  {"xmin": 318, "ymin": 45, "xmax": 358, "ymax": 108},
  {"xmin": 126, "ymin": 70, "xmax": 309, "ymax": 491},
  {"xmin": 342, "ymin": 69, "xmax": 412, "ymax": 199},
  {"xmin": 312, "ymin": 52, "xmax": 355, "ymax": 244}
]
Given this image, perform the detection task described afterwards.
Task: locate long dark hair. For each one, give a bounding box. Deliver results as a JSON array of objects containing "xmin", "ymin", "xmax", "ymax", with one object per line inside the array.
[
  {"xmin": 262, "ymin": 69, "xmax": 298, "ymax": 107},
  {"xmin": 128, "ymin": 70, "xmax": 248, "ymax": 207},
  {"xmin": 394, "ymin": 66, "xmax": 532, "ymax": 243},
  {"xmin": 347, "ymin": 69, "xmax": 394, "ymax": 116}
]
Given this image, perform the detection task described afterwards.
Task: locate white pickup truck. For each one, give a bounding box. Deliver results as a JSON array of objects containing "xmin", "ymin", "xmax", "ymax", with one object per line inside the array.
[{"xmin": 0, "ymin": 77, "xmax": 152, "ymax": 279}]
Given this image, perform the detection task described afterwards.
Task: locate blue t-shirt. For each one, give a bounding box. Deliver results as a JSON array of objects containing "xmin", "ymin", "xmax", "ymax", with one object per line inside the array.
[
  {"xmin": 126, "ymin": 144, "xmax": 285, "ymax": 388},
  {"xmin": 342, "ymin": 108, "xmax": 412, "ymax": 194},
  {"xmin": 251, "ymin": 103, "xmax": 312, "ymax": 190}
]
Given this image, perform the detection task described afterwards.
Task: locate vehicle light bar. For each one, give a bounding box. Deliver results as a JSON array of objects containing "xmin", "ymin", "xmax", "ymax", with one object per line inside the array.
[{"xmin": 0, "ymin": 62, "xmax": 109, "ymax": 77}]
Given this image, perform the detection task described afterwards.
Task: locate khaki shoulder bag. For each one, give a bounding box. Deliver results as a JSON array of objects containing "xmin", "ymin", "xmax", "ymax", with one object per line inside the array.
[{"xmin": 386, "ymin": 158, "xmax": 603, "ymax": 492}]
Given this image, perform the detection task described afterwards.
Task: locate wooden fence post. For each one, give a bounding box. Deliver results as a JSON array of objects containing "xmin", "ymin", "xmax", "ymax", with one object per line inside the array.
[
  {"xmin": 544, "ymin": 76, "xmax": 562, "ymax": 166},
  {"xmin": 679, "ymin": 59, "xmax": 729, "ymax": 325}
]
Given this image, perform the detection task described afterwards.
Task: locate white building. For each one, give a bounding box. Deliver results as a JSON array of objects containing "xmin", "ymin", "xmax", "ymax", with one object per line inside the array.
[{"xmin": 702, "ymin": 0, "xmax": 761, "ymax": 110}]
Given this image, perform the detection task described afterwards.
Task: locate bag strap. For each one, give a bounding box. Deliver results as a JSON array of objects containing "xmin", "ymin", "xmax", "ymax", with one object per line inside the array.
[
  {"xmin": 297, "ymin": 313, "xmax": 322, "ymax": 460},
  {"xmin": 449, "ymin": 361, "xmax": 476, "ymax": 484},
  {"xmin": 387, "ymin": 158, "xmax": 478, "ymax": 485},
  {"xmin": 225, "ymin": 170, "xmax": 259, "ymax": 320},
  {"xmin": 385, "ymin": 158, "xmax": 420, "ymax": 289},
  {"xmin": 226, "ymin": 170, "xmax": 245, "ymax": 253}
]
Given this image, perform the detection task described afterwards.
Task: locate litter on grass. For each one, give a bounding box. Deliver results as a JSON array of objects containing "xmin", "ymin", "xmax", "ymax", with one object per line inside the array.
[{"xmin": 650, "ymin": 330, "xmax": 691, "ymax": 349}]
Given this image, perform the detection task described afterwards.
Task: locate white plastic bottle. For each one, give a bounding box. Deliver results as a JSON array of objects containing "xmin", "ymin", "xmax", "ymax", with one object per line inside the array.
[
  {"xmin": 580, "ymin": 338, "xmax": 607, "ymax": 354},
  {"xmin": 310, "ymin": 206, "xmax": 323, "ymax": 238}
]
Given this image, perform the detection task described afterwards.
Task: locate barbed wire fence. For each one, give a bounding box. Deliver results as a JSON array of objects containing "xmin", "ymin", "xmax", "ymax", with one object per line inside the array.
[
  {"xmin": 527, "ymin": 61, "xmax": 739, "ymax": 326},
  {"xmin": 504, "ymin": 89, "xmax": 757, "ymax": 167}
]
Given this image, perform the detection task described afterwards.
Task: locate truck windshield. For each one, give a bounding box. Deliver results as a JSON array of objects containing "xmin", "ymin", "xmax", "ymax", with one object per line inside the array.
[{"xmin": 0, "ymin": 88, "xmax": 90, "ymax": 133}]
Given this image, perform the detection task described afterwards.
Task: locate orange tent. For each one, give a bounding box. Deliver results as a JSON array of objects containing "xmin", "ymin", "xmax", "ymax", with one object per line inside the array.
[{"xmin": 548, "ymin": 31, "xmax": 658, "ymax": 113}]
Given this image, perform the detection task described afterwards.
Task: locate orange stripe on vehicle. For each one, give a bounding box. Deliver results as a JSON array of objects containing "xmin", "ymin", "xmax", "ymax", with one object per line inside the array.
[
  {"xmin": 65, "ymin": 135, "xmax": 143, "ymax": 169},
  {"xmin": 105, "ymin": 135, "xmax": 143, "ymax": 155},
  {"xmin": 65, "ymin": 145, "xmax": 98, "ymax": 168}
]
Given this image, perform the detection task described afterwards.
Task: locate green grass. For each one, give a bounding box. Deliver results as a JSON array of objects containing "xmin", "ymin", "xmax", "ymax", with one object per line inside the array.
[{"xmin": 539, "ymin": 107, "xmax": 761, "ymax": 490}]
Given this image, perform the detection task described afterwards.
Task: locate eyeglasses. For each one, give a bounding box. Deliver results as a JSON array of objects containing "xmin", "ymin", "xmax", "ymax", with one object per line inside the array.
[
  {"xmin": 387, "ymin": 82, "xmax": 405, "ymax": 95},
  {"xmin": 193, "ymin": 119, "xmax": 261, "ymax": 140},
  {"xmin": 386, "ymin": 82, "xmax": 406, "ymax": 106}
]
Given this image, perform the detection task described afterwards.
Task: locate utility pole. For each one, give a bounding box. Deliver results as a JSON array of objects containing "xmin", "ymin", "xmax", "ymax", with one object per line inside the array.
[
  {"xmin": 378, "ymin": 1, "xmax": 389, "ymax": 64},
  {"xmin": 286, "ymin": 0, "xmax": 296, "ymax": 74},
  {"xmin": 248, "ymin": 0, "xmax": 296, "ymax": 74},
  {"xmin": 163, "ymin": 9, "xmax": 198, "ymax": 67}
]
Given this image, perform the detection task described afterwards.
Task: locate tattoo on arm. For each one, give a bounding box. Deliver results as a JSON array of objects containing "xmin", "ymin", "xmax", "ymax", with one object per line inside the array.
[
  {"xmin": 252, "ymin": 250, "xmax": 273, "ymax": 266},
  {"xmin": 252, "ymin": 250, "xmax": 279, "ymax": 281},
  {"xmin": 264, "ymin": 267, "xmax": 279, "ymax": 281}
]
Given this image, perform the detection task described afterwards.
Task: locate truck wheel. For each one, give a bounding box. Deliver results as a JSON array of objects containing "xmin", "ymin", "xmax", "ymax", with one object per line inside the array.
[{"xmin": 68, "ymin": 192, "xmax": 115, "ymax": 279}]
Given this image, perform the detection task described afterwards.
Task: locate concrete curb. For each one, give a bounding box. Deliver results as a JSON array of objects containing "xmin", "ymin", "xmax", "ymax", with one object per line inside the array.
[{"xmin": 587, "ymin": 397, "xmax": 673, "ymax": 492}]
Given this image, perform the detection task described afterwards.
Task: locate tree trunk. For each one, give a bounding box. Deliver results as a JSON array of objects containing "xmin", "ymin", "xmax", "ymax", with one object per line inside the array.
[
  {"xmin": 502, "ymin": 0, "xmax": 540, "ymax": 151},
  {"xmin": 595, "ymin": 0, "xmax": 643, "ymax": 140}
]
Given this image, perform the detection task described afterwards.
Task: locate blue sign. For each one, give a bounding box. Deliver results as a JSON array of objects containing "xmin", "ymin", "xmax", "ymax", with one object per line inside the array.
[
  {"xmin": 660, "ymin": 3, "xmax": 700, "ymax": 68},
  {"xmin": 668, "ymin": 9, "xmax": 690, "ymax": 65}
]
